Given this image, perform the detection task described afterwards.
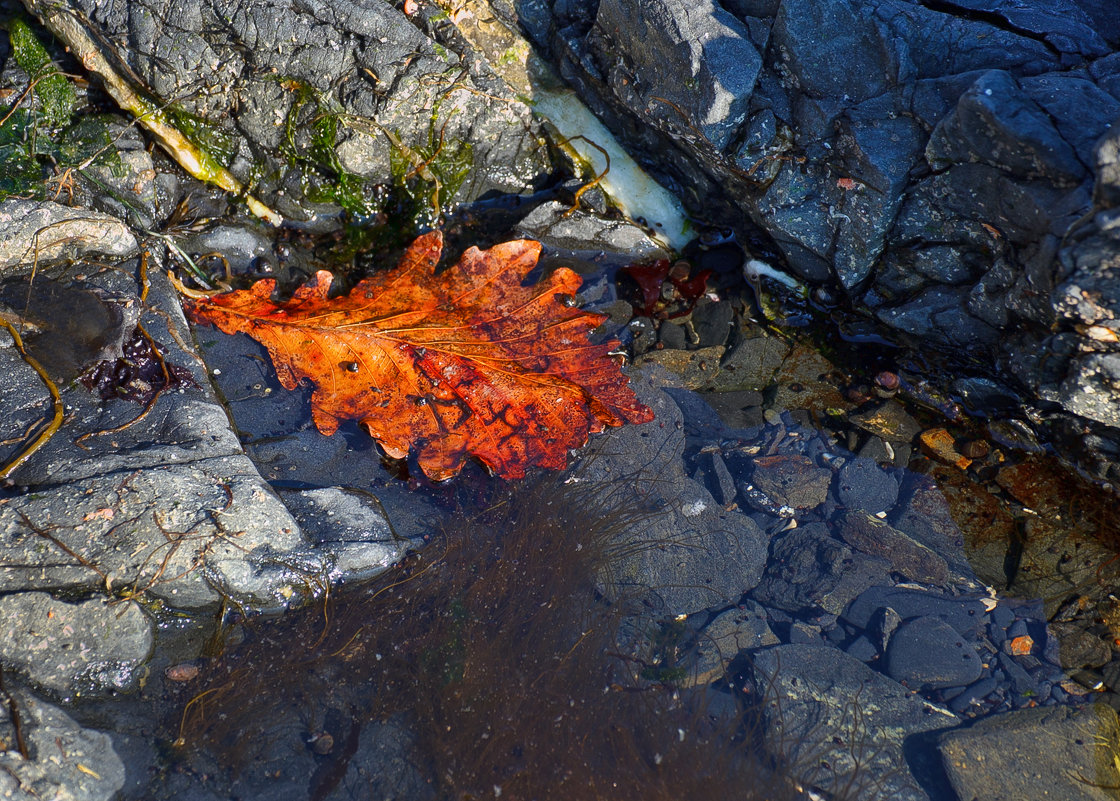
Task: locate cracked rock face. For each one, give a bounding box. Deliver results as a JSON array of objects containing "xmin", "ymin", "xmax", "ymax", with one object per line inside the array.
[
  {"xmin": 522, "ymin": 0, "xmax": 1120, "ymax": 485},
  {"xmin": 53, "ymin": 0, "xmax": 554, "ymax": 220}
]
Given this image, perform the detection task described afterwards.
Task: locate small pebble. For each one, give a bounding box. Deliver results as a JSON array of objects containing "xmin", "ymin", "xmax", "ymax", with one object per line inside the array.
[
  {"xmin": 309, "ymin": 732, "xmax": 334, "ymax": 755},
  {"xmin": 1007, "ymin": 619, "xmax": 1029, "ymax": 639},
  {"xmin": 990, "ymin": 605, "xmax": 1015, "ymax": 628},
  {"xmin": 959, "ymin": 439, "xmax": 989, "ymax": 459},
  {"xmin": 164, "ymin": 663, "xmax": 201, "ymax": 682}
]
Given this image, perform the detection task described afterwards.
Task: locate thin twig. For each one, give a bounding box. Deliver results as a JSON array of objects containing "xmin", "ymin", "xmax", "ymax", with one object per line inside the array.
[
  {"xmin": 0, "ymin": 320, "xmax": 63, "ymax": 479},
  {"xmin": 0, "ymin": 669, "xmax": 30, "ymax": 760}
]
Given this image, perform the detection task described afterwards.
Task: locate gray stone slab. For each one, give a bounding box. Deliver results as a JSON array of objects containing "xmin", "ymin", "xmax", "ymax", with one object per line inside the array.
[
  {"xmin": 0, "ymin": 252, "xmax": 414, "ymax": 610},
  {"xmin": 0, "ymin": 593, "xmax": 152, "ymax": 700},
  {"xmin": 837, "ymin": 511, "xmax": 949, "ymax": 586},
  {"xmin": 0, "ymin": 690, "xmax": 125, "ymax": 801},
  {"xmin": 0, "ymin": 200, "xmax": 136, "ymax": 270},
  {"xmin": 939, "ymin": 704, "xmax": 1120, "ymax": 801},
  {"xmin": 749, "ymin": 643, "xmax": 958, "ymax": 801},
  {"xmin": 753, "ymin": 522, "xmax": 891, "ymax": 615},
  {"xmin": 885, "ymin": 616, "xmax": 984, "ymax": 690},
  {"xmin": 578, "ymin": 367, "xmax": 770, "ymax": 615},
  {"xmin": 592, "ymin": 0, "xmax": 761, "ymax": 152}
]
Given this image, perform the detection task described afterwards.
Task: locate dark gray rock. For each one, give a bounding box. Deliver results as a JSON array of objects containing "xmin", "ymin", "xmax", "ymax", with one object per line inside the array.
[
  {"xmin": 591, "ymin": 0, "xmax": 761, "ymax": 152},
  {"xmin": 877, "ymin": 285, "xmax": 1001, "ymax": 351},
  {"xmin": 889, "ymin": 474, "xmax": 976, "ymax": 584},
  {"xmin": 691, "ymin": 600, "xmax": 778, "ymax": 684},
  {"xmin": 326, "ymin": 717, "xmax": 437, "ymax": 801},
  {"xmin": 579, "ymin": 368, "xmax": 770, "ymax": 615},
  {"xmin": 658, "ymin": 321, "xmax": 689, "ymax": 350},
  {"xmin": 834, "ymin": 456, "xmax": 900, "ymax": 515},
  {"xmin": 701, "ymin": 390, "xmax": 766, "ymax": 430},
  {"xmin": 885, "ymin": 616, "xmax": 984, "ymax": 689},
  {"xmin": 1096, "ymin": 125, "xmax": 1120, "ymax": 207},
  {"xmin": 869, "ymin": 605, "xmax": 903, "ymax": 652},
  {"xmin": 753, "ymin": 523, "xmax": 891, "ymax": 615},
  {"xmin": 771, "ymin": 0, "xmax": 894, "ymax": 105},
  {"xmin": 0, "ymin": 594, "xmax": 152, "ymax": 700},
  {"xmin": 749, "ymin": 644, "xmax": 958, "ymax": 801},
  {"xmin": 1051, "ymin": 621, "xmax": 1113, "ymax": 670},
  {"xmin": 749, "ymin": 454, "xmax": 832, "ymax": 510},
  {"xmin": 710, "ymin": 333, "xmax": 790, "ymax": 392},
  {"xmin": 844, "ymin": 586, "xmax": 988, "ymax": 637},
  {"xmin": 542, "ymin": 0, "xmax": 1120, "ymax": 486},
  {"xmin": 690, "ymin": 297, "xmax": 735, "ymax": 348},
  {"xmin": 926, "ymin": 70, "xmax": 1087, "ymax": 185},
  {"xmin": 845, "ymin": 634, "xmax": 878, "ymax": 662},
  {"xmin": 938, "ymin": 704, "xmax": 1120, "ymax": 801},
  {"xmin": 997, "ymin": 652, "xmax": 1036, "ymax": 695},
  {"xmin": 1020, "ymin": 74, "xmax": 1120, "ymax": 168},
  {"xmin": 991, "ymin": 604, "xmax": 1016, "ymax": 628},
  {"xmin": 1057, "ymin": 353, "xmax": 1120, "ymax": 429},
  {"xmin": 789, "ymin": 621, "xmax": 821, "ymax": 644},
  {"xmin": 281, "ymin": 488, "xmax": 412, "ymax": 583},
  {"xmin": 925, "ymin": 0, "xmax": 1110, "ymax": 59},
  {"xmin": 874, "ymin": 1, "xmax": 1058, "ymax": 78},
  {"xmin": 696, "ymin": 450, "xmax": 738, "ymax": 507},
  {"xmin": 0, "ymin": 690, "xmax": 126, "ymax": 801},
  {"xmin": 947, "ymin": 676, "xmax": 999, "ymax": 714},
  {"xmin": 836, "ymin": 511, "xmax": 949, "ymax": 585},
  {"xmin": 829, "ymin": 94, "xmax": 925, "ymax": 290}
]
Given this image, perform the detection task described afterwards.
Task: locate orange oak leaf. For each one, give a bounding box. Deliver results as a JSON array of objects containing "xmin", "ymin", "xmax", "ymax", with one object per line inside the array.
[{"xmin": 185, "ymin": 231, "xmax": 654, "ymax": 480}]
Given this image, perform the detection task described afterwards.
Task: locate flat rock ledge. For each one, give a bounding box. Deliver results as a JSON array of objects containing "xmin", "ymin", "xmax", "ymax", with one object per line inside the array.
[
  {"xmin": 0, "ymin": 690, "xmax": 126, "ymax": 801},
  {"xmin": 0, "ymin": 593, "xmax": 152, "ymax": 701}
]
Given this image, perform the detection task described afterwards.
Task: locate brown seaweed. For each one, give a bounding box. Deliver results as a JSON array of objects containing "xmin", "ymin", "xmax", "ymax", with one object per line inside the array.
[{"xmin": 168, "ymin": 476, "xmax": 805, "ymax": 800}]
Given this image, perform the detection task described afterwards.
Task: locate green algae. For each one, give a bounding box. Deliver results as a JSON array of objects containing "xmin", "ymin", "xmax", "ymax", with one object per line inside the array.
[
  {"xmin": 0, "ymin": 20, "xmax": 123, "ymax": 200},
  {"xmin": 280, "ymin": 81, "xmax": 384, "ymax": 216},
  {"xmin": 8, "ymin": 17, "xmax": 75, "ymax": 131}
]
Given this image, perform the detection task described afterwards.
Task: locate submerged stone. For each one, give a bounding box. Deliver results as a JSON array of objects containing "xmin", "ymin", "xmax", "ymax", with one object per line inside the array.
[
  {"xmin": 836, "ymin": 511, "xmax": 949, "ymax": 586},
  {"xmin": 750, "ymin": 644, "xmax": 958, "ymax": 801},
  {"xmin": 885, "ymin": 616, "xmax": 984, "ymax": 690},
  {"xmin": 938, "ymin": 704, "xmax": 1120, "ymax": 801},
  {"xmin": 753, "ymin": 523, "xmax": 891, "ymax": 615}
]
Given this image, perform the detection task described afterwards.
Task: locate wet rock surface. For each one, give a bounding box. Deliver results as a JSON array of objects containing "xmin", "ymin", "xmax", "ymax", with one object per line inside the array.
[
  {"xmin": 579, "ymin": 367, "xmax": 771, "ymax": 616},
  {"xmin": 748, "ymin": 643, "xmax": 959, "ymax": 801},
  {"xmin": 2, "ymin": 3, "xmax": 1119, "ymax": 799},
  {"xmin": 938, "ymin": 704, "xmax": 1120, "ymax": 801},
  {"xmin": 26, "ymin": 0, "xmax": 555, "ymax": 222},
  {"xmin": 0, "ymin": 690, "xmax": 126, "ymax": 801},
  {"xmin": 0, "ymin": 593, "xmax": 153, "ymax": 699},
  {"xmin": 527, "ymin": 0, "xmax": 1120, "ymax": 485},
  {"xmin": 0, "ymin": 199, "xmax": 137, "ymax": 269}
]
